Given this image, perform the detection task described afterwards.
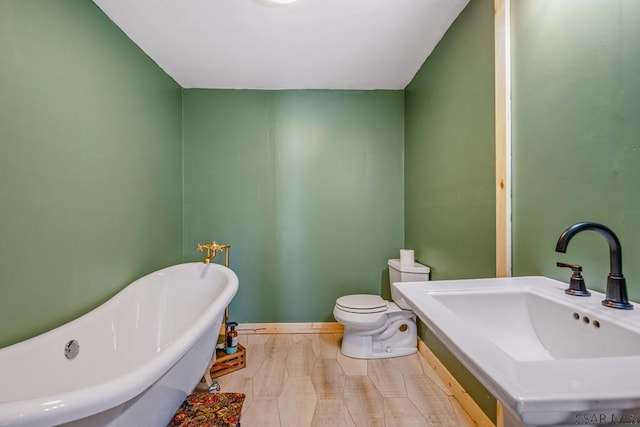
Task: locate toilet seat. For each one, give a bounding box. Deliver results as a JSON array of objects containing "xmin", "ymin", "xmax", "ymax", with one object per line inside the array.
[{"xmin": 335, "ymin": 294, "xmax": 388, "ymax": 314}]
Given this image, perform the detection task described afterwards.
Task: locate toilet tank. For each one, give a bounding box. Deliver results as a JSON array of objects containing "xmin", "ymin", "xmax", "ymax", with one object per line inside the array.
[{"xmin": 388, "ymin": 259, "xmax": 430, "ymax": 309}]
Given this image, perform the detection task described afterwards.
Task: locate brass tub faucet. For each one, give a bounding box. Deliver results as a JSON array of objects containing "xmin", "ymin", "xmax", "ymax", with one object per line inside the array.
[{"xmin": 197, "ymin": 241, "xmax": 230, "ymax": 264}]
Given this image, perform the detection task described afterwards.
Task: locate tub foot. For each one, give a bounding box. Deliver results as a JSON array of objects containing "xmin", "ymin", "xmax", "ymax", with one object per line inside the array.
[{"xmin": 208, "ymin": 380, "xmax": 221, "ymax": 393}]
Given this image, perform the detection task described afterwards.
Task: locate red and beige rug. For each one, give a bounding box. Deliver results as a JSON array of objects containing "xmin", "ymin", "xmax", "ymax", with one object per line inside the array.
[{"xmin": 167, "ymin": 391, "xmax": 246, "ymax": 427}]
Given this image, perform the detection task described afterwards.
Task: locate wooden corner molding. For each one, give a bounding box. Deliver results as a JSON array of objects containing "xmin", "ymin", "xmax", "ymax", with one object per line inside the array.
[{"xmin": 495, "ymin": 0, "xmax": 512, "ymax": 278}]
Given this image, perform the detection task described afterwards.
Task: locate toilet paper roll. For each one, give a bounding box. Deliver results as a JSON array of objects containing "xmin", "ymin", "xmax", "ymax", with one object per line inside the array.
[{"xmin": 400, "ymin": 249, "xmax": 415, "ymax": 266}]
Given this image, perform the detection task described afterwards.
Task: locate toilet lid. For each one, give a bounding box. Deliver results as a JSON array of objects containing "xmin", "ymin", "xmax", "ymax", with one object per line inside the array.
[{"xmin": 336, "ymin": 294, "xmax": 388, "ymax": 313}]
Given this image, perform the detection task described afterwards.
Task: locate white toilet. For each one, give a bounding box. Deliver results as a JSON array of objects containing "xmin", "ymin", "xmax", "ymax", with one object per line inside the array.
[{"xmin": 333, "ymin": 259, "xmax": 430, "ymax": 359}]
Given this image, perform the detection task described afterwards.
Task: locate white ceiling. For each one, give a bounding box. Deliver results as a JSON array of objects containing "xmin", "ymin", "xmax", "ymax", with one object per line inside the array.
[{"xmin": 92, "ymin": 0, "xmax": 469, "ymax": 90}]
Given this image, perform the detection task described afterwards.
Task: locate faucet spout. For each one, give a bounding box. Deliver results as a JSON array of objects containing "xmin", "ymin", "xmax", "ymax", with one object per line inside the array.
[{"xmin": 555, "ymin": 222, "xmax": 632, "ymax": 310}]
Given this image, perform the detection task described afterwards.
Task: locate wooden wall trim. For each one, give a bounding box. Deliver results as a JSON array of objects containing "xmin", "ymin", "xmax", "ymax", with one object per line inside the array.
[
  {"xmin": 237, "ymin": 322, "xmax": 344, "ymax": 334},
  {"xmin": 496, "ymin": 401, "xmax": 505, "ymax": 427},
  {"xmin": 418, "ymin": 339, "xmax": 497, "ymax": 427},
  {"xmin": 495, "ymin": 0, "xmax": 512, "ymax": 277}
]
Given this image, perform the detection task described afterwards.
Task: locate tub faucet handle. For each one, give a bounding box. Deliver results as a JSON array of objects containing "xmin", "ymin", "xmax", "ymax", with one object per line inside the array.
[
  {"xmin": 197, "ymin": 242, "xmax": 217, "ymax": 264},
  {"xmin": 556, "ymin": 262, "xmax": 591, "ymax": 297},
  {"xmin": 197, "ymin": 241, "xmax": 231, "ymax": 264}
]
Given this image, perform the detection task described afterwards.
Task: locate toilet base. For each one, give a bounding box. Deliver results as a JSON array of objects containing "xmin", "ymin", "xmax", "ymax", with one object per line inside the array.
[
  {"xmin": 340, "ymin": 342, "xmax": 417, "ymax": 359},
  {"xmin": 339, "ymin": 317, "xmax": 418, "ymax": 359}
]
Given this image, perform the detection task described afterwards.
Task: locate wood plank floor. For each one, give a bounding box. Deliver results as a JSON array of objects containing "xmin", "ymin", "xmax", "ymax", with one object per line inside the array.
[{"xmin": 215, "ymin": 333, "xmax": 476, "ymax": 427}]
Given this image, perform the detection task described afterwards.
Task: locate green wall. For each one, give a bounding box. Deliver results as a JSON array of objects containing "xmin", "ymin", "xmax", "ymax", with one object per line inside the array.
[
  {"xmin": 0, "ymin": 1, "xmax": 183, "ymax": 347},
  {"xmin": 403, "ymin": 0, "xmax": 497, "ymax": 421},
  {"xmin": 183, "ymin": 90, "xmax": 404, "ymax": 323},
  {"xmin": 404, "ymin": 0, "xmax": 496, "ymax": 280},
  {"xmin": 512, "ymin": 0, "xmax": 640, "ymax": 301}
]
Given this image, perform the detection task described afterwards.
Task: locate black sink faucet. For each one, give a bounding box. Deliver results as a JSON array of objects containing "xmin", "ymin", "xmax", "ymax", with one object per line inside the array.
[{"xmin": 555, "ymin": 222, "xmax": 633, "ymax": 310}]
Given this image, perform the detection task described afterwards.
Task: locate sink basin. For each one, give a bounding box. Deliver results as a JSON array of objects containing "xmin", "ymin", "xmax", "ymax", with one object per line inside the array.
[{"xmin": 392, "ymin": 276, "xmax": 640, "ymax": 426}]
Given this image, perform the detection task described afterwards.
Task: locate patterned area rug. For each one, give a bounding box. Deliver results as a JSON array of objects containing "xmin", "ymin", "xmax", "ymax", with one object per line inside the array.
[{"xmin": 167, "ymin": 391, "xmax": 246, "ymax": 427}]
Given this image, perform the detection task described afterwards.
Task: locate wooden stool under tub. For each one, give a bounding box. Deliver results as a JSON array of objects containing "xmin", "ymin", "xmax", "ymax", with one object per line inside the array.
[{"xmin": 167, "ymin": 391, "xmax": 245, "ymax": 427}]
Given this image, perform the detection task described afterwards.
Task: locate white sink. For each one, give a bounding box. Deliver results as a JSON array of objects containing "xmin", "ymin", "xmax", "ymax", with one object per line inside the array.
[{"xmin": 392, "ymin": 276, "xmax": 640, "ymax": 426}]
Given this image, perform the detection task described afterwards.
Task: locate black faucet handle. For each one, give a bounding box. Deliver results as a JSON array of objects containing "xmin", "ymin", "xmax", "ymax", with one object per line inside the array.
[
  {"xmin": 556, "ymin": 262, "xmax": 590, "ymax": 296},
  {"xmin": 556, "ymin": 262, "xmax": 582, "ymax": 273}
]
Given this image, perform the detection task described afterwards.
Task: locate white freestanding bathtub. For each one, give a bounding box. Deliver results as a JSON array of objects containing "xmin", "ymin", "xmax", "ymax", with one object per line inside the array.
[{"xmin": 0, "ymin": 262, "xmax": 239, "ymax": 427}]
